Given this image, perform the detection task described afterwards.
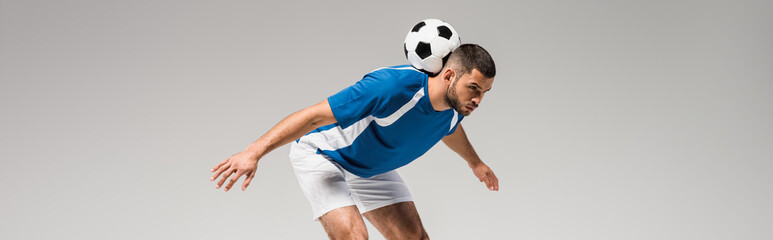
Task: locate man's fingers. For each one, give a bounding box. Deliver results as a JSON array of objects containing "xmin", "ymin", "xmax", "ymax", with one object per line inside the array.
[
  {"xmin": 210, "ymin": 162, "xmax": 231, "ymax": 182},
  {"xmin": 481, "ymin": 176, "xmax": 492, "ymax": 190},
  {"xmin": 225, "ymin": 171, "xmax": 244, "ymax": 192},
  {"xmin": 490, "ymin": 171, "xmax": 499, "ymax": 191},
  {"xmin": 217, "ymin": 167, "xmax": 236, "ymax": 189},
  {"xmin": 486, "ymin": 175, "xmax": 497, "ymax": 191},
  {"xmin": 242, "ymin": 171, "xmax": 254, "ymax": 191},
  {"xmin": 211, "ymin": 158, "xmax": 230, "ymax": 172}
]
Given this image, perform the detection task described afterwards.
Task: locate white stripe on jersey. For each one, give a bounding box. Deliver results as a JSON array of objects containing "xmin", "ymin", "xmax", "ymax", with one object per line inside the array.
[
  {"xmin": 449, "ymin": 110, "xmax": 458, "ymax": 132},
  {"xmin": 301, "ymin": 87, "xmax": 426, "ymax": 151}
]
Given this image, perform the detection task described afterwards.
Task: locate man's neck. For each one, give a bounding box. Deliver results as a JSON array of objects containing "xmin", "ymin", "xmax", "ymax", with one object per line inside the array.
[{"xmin": 426, "ymin": 75, "xmax": 451, "ymax": 112}]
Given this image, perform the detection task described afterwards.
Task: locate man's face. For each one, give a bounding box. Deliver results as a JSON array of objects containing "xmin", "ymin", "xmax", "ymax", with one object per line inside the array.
[{"xmin": 445, "ymin": 69, "xmax": 494, "ymax": 116}]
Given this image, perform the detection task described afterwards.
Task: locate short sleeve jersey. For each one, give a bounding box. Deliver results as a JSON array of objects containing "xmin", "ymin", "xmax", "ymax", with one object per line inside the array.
[{"xmin": 297, "ymin": 65, "xmax": 464, "ymax": 178}]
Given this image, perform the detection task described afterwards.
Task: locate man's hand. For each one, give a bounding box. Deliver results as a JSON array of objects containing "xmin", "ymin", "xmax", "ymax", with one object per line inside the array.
[
  {"xmin": 470, "ymin": 162, "xmax": 499, "ymax": 191},
  {"xmin": 208, "ymin": 100, "xmax": 336, "ymax": 192},
  {"xmin": 210, "ymin": 151, "xmax": 259, "ymax": 192}
]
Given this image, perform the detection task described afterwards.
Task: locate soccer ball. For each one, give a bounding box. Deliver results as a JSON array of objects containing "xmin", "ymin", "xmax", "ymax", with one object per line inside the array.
[{"xmin": 403, "ymin": 19, "xmax": 461, "ymax": 76}]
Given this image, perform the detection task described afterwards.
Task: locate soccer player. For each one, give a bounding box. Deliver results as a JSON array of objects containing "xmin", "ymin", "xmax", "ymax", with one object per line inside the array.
[{"xmin": 210, "ymin": 44, "xmax": 498, "ymax": 239}]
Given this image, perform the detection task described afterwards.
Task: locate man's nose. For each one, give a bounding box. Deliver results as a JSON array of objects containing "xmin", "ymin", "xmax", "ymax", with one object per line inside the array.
[
  {"xmin": 472, "ymin": 94, "xmax": 484, "ymax": 106},
  {"xmin": 471, "ymin": 97, "xmax": 481, "ymax": 107}
]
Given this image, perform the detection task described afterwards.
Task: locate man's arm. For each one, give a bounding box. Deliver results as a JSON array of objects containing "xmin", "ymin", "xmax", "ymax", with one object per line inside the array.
[
  {"xmin": 442, "ymin": 123, "xmax": 499, "ymax": 191},
  {"xmin": 210, "ymin": 100, "xmax": 337, "ymax": 192}
]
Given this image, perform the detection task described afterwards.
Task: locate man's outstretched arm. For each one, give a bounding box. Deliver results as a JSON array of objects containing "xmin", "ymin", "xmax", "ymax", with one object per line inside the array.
[
  {"xmin": 441, "ymin": 123, "xmax": 499, "ymax": 191},
  {"xmin": 210, "ymin": 100, "xmax": 337, "ymax": 192}
]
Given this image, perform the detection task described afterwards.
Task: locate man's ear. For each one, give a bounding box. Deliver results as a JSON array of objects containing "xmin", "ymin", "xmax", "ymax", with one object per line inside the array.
[{"xmin": 442, "ymin": 67, "xmax": 455, "ymax": 86}]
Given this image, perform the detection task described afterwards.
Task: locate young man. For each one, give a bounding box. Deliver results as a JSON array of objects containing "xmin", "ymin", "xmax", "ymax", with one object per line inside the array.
[{"xmin": 210, "ymin": 44, "xmax": 499, "ymax": 239}]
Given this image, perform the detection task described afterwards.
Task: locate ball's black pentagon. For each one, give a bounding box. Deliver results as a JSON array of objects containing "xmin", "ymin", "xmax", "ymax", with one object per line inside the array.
[
  {"xmin": 437, "ymin": 26, "xmax": 453, "ymax": 40},
  {"xmin": 403, "ymin": 43, "xmax": 408, "ymax": 57},
  {"xmin": 415, "ymin": 42, "xmax": 432, "ymax": 59},
  {"xmin": 411, "ymin": 21, "xmax": 426, "ymax": 32}
]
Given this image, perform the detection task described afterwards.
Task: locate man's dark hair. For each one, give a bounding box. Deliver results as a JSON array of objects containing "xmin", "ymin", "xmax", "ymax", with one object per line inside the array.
[{"xmin": 446, "ymin": 43, "xmax": 496, "ymax": 78}]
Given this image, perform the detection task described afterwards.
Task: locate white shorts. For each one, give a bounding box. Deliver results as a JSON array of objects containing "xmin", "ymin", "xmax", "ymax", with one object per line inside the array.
[{"xmin": 289, "ymin": 141, "xmax": 413, "ymax": 221}]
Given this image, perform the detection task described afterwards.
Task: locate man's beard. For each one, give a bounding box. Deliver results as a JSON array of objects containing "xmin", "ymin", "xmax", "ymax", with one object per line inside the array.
[{"xmin": 445, "ymin": 78, "xmax": 469, "ymax": 116}]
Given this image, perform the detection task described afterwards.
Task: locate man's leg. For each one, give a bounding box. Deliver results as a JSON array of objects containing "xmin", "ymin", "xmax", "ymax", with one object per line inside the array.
[
  {"xmin": 319, "ymin": 205, "xmax": 369, "ymax": 240},
  {"xmin": 289, "ymin": 142, "xmax": 367, "ymax": 238},
  {"xmin": 363, "ymin": 201, "xmax": 429, "ymax": 240}
]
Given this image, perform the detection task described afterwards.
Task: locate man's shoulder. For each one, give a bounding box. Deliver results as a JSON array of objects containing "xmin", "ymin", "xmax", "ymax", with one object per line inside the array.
[
  {"xmin": 367, "ymin": 65, "xmax": 425, "ymax": 78},
  {"xmin": 368, "ymin": 65, "xmax": 422, "ymax": 73},
  {"xmin": 363, "ymin": 65, "xmax": 427, "ymax": 90}
]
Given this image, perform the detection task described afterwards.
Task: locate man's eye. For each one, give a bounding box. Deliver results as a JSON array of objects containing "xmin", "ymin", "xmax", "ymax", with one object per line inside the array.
[{"xmin": 470, "ymin": 86, "xmax": 477, "ymax": 90}]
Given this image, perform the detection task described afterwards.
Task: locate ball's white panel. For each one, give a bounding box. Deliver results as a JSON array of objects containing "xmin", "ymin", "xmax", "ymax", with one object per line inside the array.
[
  {"xmin": 416, "ymin": 25, "xmax": 439, "ymax": 42},
  {"xmin": 407, "ymin": 51, "xmax": 424, "ymax": 70},
  {"xmin": 430, "ymin": 38, "xmax": 452, "ymax": 58},
  {"xmin": 404, "ymin": 32, "xmax": 420, "ymax": 52},
  {"xmin": 450, "ymin": 35, "xmax": 461, "ymax": 50},
  {"xmin": 423, "ymin": 55, "xmax": 443, "ymax": 73},
  {"xmin": 423, "ymin": 19, "xmax": 445, "ymax": 28}
]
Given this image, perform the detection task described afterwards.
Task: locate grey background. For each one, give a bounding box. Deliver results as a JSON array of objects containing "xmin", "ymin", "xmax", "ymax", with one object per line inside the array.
[{"xmin": 1, "ymin": 0, "xmax": 771, "ymax": 239}]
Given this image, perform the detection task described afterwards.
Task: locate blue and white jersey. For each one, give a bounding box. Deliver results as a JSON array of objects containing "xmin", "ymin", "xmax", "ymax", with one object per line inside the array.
[{"xmin": 297, "ymin": 65, "xmax": 464, "ymax": 178}]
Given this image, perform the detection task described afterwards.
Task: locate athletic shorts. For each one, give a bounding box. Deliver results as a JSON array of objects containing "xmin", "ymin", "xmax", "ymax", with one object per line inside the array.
[{"xmin": 289, "ymin": 141, "xmax": 413, "ymax": 221}]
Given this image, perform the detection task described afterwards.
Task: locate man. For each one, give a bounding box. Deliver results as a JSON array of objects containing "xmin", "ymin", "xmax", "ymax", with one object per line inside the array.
[{"xmin": 210, "ymin": 44, "xmax": 499, "ymax": 239}]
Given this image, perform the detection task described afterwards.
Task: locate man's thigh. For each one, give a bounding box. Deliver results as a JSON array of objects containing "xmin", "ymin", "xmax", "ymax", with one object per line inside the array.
[
  {"xmin": 319, "ymin": 205, "xmax": 369, "ymax": 240},
  {"xmin": 289, "ymin": 141, "xmax": 356, "ymax": 220},
  {"xmin": 290, "ymin": 140, "xmax": 417, "ymax": 225},
  {"xmin": 363, "ymin": 201, "xmax": 429, "ymax": 239}
]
